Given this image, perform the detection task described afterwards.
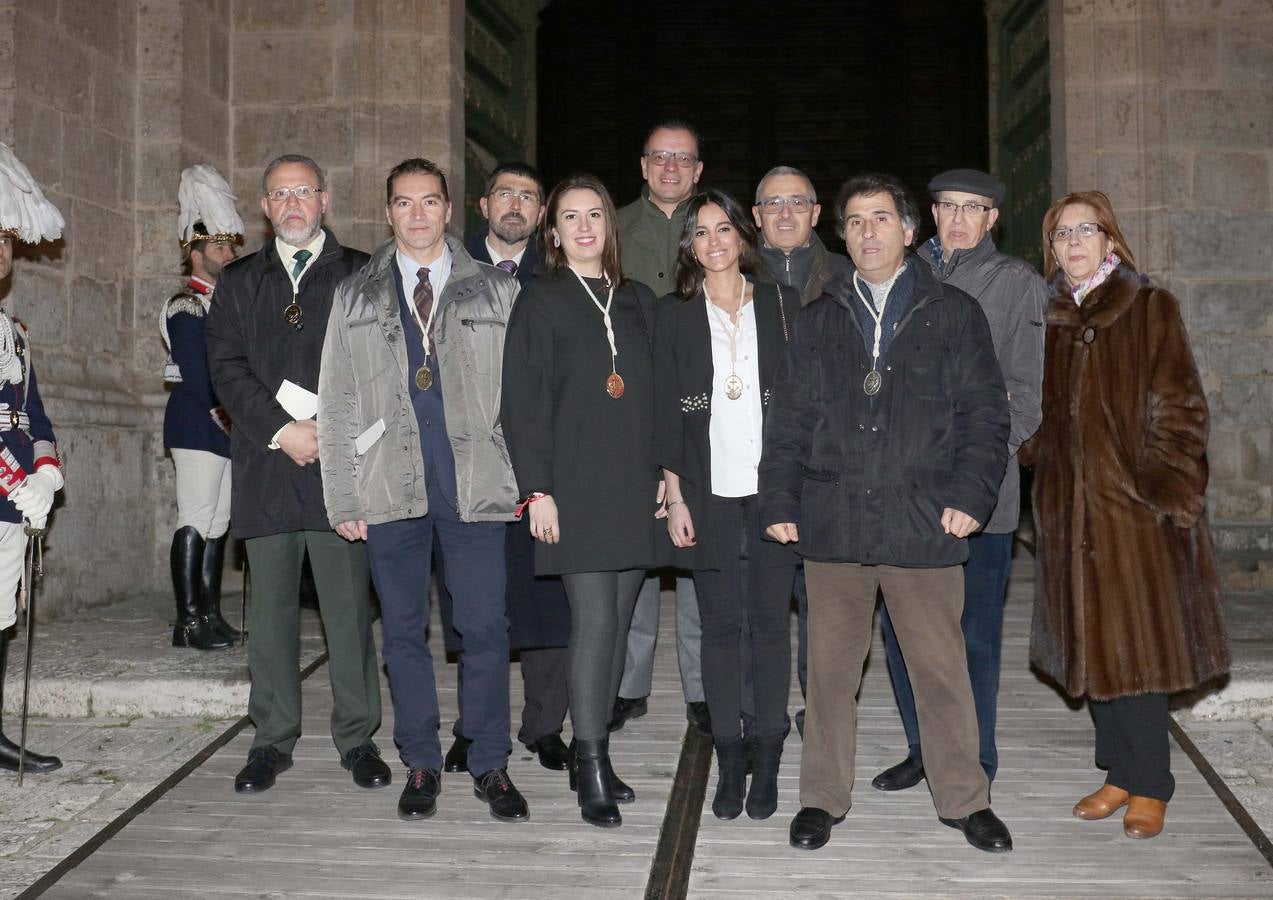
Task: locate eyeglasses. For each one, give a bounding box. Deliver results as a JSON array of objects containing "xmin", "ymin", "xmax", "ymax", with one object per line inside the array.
[
  {"xmin": 757, "ymin": 195, "xmax": 815, "ymax": 214},
  {"xmin": 645, "ymin": 150, "xmax": 698, "ymax": 168},
  {"xmin": 1048, "ymin": 222, "xmax": 1105, "ymax": 242},
  {"xmin": 264, "ymin": 185, "xmax": 323, "ymax": 203},
  {"xmin": 490, "ymin": 189, "xmax": 540, "ymax": 205},
  {"xmin": 935, "ymin": 200, "xmax": 991, "ymax": 216}
]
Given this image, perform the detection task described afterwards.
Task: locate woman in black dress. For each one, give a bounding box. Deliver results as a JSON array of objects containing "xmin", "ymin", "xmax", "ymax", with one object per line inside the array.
[
  {"xmin": 655, "ymin": 190, "xmax": 798, "ymax": 821},
  {"xmin": 502, "ymin": 173, "xmax": 661, "ymax": 828}
]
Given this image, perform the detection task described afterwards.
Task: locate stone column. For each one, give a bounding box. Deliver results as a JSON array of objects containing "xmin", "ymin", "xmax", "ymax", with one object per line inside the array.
[
  {"xmin": 1050, "ymin": 0, "xmax": 1273, "ymax": 582},
  {"xmin": 231, "ymin": 0, "xmax": 467, "ymax": 256}
]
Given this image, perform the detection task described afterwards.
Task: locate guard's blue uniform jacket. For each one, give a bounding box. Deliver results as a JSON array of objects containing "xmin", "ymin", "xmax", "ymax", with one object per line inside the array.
[
  {"xmin": 0, "ymin": 314, "xmax": 57, "ymax": 525},
  {"xmin": 162, "ymin": 277, "xmax": 230, "ymax": 458}
]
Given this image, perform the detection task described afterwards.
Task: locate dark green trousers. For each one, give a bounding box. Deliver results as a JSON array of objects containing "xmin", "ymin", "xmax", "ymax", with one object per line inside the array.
[{"xmin": 245, "ymin": 530, "xmax": 381, "ymax": 757}]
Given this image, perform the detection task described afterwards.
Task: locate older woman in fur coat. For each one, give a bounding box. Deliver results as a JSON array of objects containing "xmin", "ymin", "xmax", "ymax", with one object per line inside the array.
[{"xmin": 1022, "ymin": 191, "xmax": 1229, "ymax": 840}]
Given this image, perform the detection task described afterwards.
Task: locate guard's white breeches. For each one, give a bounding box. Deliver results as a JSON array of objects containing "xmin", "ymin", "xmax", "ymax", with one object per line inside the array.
[
  {"xmin": 171, "ymin": 449, "xmax": 232, "ymax": 539},
  {"xmin": 0, "ymin": 521, "xmax": 28, "ymax": 630}
]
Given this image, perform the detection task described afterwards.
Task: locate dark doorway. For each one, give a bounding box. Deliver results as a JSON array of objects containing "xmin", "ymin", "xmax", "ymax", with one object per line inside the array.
[{"xmin": 538, "ymin": 0, "xmax": 989, "ymax": 245}]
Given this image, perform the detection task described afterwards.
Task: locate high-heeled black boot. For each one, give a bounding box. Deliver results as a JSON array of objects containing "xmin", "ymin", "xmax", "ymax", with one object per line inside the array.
[
  {"xmin": 569, "ymin": 737, "xmax": 634, "ymax": 803},
  {"xmin": 571, "ymin": 738, "xmax": 621, "ymax": 828},
  {"xmin": 0, "ymin": 629, "xmax": 62, "ymax": 773},
  {"xmin": 201, "ymin": 533, "xmax": 239, "ymax": 641},
  {"xmin": 712, "ymin": 736, "xmax": 747, "ymax": 820},
  {"xmin": 746, "ymin": 734, "xmax": 784, "ymax": 820},
  {"xmin": 171, "ymin": 527, "xmax": 231, "ymax": 650}
]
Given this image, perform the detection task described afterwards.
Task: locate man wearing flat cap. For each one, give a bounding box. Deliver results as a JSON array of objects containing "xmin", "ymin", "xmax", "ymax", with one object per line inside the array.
[{"xmin": 871, "ymin": 168, "xmax": 1045, "ymax": 797}]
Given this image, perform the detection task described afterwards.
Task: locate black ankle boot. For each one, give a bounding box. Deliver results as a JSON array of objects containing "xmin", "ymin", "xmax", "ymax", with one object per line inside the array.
[
  {"xmin": 571, "ymin": 738, "xmax": 621, "ymax": 828},
  {"xmin": 746, "ymin": 734, "xmax": 784, "ymax": 820},
  {"xmin": 201, "ymin": 534, "xmax": 239, "ymax": 641},
  {"xmin": 171, "ymin": 528, "xmax": 231, "ymax": 650},
  {"xmin": 0, "ymin": 630, "xmax": 62, "ymax": 774},
  {"xmin": 568, "ymin": 738, "xmax": 634, "ymax": 803},
  {"xmin": 712, "ymin": 737, "xmax": 746, "ymax": 820}
]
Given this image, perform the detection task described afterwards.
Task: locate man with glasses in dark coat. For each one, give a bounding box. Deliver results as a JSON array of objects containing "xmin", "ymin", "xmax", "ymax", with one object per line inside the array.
[{"xmin": 207, "ymin": 153, "xmax": 387, "ymax": 796}]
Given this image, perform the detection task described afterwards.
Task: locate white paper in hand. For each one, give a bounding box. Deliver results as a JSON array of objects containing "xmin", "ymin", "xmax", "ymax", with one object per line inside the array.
[
  {"xmin": 276, "ymin": 379, "xmax": 318, "ymax": 420},
  {"xmin": 354, "ymin": 418, "xmax": 386, "ymax": 456}
]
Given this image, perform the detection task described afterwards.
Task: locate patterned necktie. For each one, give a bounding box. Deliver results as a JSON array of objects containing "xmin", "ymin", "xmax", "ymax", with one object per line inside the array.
[
  {"xmin": 414, "ymin": 267, "xmax": 434, "ymax": 350},
  {"xmin": 291, "ymin": 249, "xmax": 312, "ymax": 282},
  {"xmin": 496, "ymin": 259, "xmax": 518, "ymax": 276}
]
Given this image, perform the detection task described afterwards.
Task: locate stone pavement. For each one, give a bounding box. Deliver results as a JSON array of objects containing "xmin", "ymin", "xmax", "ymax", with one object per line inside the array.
[{"xmin": 1, "ymin": 571, "xmax": 1271, "ymax": 898}]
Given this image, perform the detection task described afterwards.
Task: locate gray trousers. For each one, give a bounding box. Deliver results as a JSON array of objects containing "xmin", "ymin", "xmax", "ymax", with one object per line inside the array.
[
  {"xmin": 245, "ymin": 530, "xmax": 381, "ymax": 757},
  {"xmin": 618, "ymin": 572, "xmax": 704, "ymax": 703}
]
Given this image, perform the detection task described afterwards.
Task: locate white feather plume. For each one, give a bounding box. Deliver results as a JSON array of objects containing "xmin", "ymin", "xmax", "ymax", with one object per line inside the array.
[
  {"xmin": 0, "ymin": 143, "xmax": 65, "ymax": 244},
  {"xmin": 177, "ymin": 164, "xmax": 244, "ymax": 244}
]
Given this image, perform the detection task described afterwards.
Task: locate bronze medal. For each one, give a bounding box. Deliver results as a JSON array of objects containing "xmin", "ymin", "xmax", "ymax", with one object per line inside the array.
[
  {"xmin": 863, "ymin": 370, "xmax": 882, "ymax": 396},
  {"xmin": 415, "ymin": 366, "xmax": 434, "ymax": 390},
  {"xmin": 283, "ymin": 302, "xmax": 302, "ymax": 326},
  {"xmin": 606, "ymin": 372, "xmax": 625, "ymax": 399},
  {"xmin": 724, "ymin": 374, "xmax": 744, "ymax": 400}
]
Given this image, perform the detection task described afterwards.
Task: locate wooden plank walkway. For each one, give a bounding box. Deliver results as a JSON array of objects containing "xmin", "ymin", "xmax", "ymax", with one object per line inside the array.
[
  {"xmin": 34, "ymin": 554, "xmax": 1273, "ymax": 898},
  {"xmin": 688, "ymin": 556, "xmax": 1273, "ymax": 898}
]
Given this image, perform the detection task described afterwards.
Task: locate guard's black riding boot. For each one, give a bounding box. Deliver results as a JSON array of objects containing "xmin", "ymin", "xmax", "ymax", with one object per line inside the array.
[
  {"xmin": 571, "ymin": 738, "xmax": 622, "ymax": 828},
  {"xmin": 171, "ymin": 527, "xmax": 231, "ymax": 650},
  {"xmin": 201, "ymin": 534, "xmax": 239, "ymax": 641},
  {"xmin": 0, "ymin": 629, "xmax": 63, "ymax": 773}
]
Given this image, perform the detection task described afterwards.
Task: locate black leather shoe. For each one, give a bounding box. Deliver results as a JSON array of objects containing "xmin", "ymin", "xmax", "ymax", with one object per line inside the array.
[
  {"xmin": 607, "ymin": 696, "xmax": 647, "ymax": 732},
  {"xmin": 789, "ymin": 807, "xmax": 845, "ymax": 850},
  {"xmin": 342, "ymin": 742, "xmax": 392, "ymax": 789},
  {"xmin": 398, "ymin": 767, "xmax": 441, "ymax": 820},
  {"xmin": 686, "ymin": 701, "xmax": 712, "ymax": 736},
  {"xmin": 473, "ymin": 768, "xmax": 530, "ymax": 822},
  {"xmin": 939, "ymin": 808, "xmax": 1013, "ymax": 853},
  {"xmin": 234, "ymin": 746, "xmax": 292, "ymax": 794},
  {"xmin": 444, "ymin": 735, "xmax": 471, "ymax": 773},
  {"xmin": 527, "ymin": 734, "xmax": 570, "ymax": 771},
  {"xmin": 871, "ymin": 756, "xmax": 925, "ymax": 792}
]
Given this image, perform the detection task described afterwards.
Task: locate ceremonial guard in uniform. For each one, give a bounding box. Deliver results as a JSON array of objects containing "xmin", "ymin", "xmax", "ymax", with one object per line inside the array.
[
  {"xmin": 0, "ymin": 144, "xmax": 67, "ymax": 774},
  {"xmin": 161, "ymin": 165, "xmax": 243, "ymax": 651}
]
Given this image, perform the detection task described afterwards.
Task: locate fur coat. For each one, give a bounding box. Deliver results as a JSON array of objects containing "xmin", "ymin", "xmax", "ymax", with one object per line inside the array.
[{"xmin": 1021, "ymin": 264, "xmax": 1229, "ymax": 700}]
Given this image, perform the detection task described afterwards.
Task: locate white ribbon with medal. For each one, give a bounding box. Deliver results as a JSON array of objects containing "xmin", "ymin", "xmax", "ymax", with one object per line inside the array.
[
  {"xmin": 852, "ymin": 265, "xmax": 905, "ymax": 397},
  {"xmin": 704, "ymin": 274, "xmax": 748, "ymax": 400},
  {"xmin": 570, "ymin": 267, "xmax": 623, "ymax": 398}
]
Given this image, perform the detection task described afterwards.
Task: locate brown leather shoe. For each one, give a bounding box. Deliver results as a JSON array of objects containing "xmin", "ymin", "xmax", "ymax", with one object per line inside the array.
[
  {"xmin": 1123, "ymin": 796, "xmax": 1167, "ymax": 838},
  {"xmin": 1072, "ymin": 784, "xmax": 1129, "ymax": 820}
]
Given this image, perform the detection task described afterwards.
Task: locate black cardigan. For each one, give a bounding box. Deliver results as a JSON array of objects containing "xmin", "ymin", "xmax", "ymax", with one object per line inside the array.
[{"xmin": 653, "ymin": 277, "xmax": 799, "ymax": 570}]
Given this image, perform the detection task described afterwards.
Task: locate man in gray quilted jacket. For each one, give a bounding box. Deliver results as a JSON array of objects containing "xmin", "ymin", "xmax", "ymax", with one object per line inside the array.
[{"xmin": 317, "ymin": 158, "xmax": 526, "ymax": 825}]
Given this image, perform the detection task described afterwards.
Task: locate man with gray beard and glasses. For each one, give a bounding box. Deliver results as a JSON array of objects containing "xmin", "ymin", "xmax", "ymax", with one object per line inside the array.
[{"xmin": 206, "ymin": 153, "xmax": 388, "ymax": 796}]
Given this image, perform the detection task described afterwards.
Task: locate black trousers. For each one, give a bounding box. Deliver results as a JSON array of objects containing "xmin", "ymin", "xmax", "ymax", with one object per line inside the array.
[
  {"xmin": 694, "ymin": 495, "xmax": 797, "ymax": 742},
  {"xmin": 1089, "ymin": 692, "xmax": 1175, "ymax": 802}
]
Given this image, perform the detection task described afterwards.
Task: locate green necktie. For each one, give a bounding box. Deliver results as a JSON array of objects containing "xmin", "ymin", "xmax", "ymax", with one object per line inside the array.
[{"xmin": 291, "ymin": 248, "xmax": 312, "ymax": 281}]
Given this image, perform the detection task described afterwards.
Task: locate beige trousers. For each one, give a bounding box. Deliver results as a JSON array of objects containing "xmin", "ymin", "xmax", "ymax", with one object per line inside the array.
[{"xmin": 800, "ymin": 562, "xmax": 989, "ymax": 819}]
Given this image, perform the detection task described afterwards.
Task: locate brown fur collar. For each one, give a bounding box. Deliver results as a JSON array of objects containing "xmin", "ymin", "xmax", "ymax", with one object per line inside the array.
[{"xmin": 1045, "ymin": 265, "xmax": 1151, "ymax": 332}]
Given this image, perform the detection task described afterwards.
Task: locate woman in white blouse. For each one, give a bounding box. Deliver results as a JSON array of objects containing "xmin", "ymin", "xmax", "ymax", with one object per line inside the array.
[{"xmin": 653, "ymin": 189, "xmax": 798, "ymax": 822}]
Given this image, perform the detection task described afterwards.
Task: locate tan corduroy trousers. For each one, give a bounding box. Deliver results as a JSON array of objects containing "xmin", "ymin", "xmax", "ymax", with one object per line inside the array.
[{"xmin": 800, "ymin": 562, "xmax": 989, "ymax": 820}]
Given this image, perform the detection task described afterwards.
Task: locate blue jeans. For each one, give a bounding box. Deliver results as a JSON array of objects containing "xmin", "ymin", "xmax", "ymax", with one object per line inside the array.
[
  {"xmin": 366, "ymin": 481, "xmax": 510, "ymax": 776},
  {"xmin": 880, "ymin": 531, "xmax": 1013, "ymax": 781}
]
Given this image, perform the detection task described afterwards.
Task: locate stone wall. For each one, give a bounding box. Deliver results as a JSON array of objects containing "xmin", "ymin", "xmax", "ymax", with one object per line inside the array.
[
  {"xmin": 0, "ymin": 0, "xmax": 467, "ymax": 618},
  {"xmin": 1050, "ymin": 0, "xmax": 1273, "ymax": 585}
]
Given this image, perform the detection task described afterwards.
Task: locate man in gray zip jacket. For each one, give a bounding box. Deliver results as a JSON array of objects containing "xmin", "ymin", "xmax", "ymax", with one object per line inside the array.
[
  {"xmin": 317, "ymin": 158, "xmax": 527, "ymax": 824},
  {"xmin": 873, "ymin": 168, "xmax": 1045, "ymax": 795}
]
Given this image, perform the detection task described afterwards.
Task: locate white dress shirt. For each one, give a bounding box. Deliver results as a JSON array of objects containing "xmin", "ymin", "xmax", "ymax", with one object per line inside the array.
[{"xmin": 706, "ymin": 298, "xmax": 763, "ymax": 497}]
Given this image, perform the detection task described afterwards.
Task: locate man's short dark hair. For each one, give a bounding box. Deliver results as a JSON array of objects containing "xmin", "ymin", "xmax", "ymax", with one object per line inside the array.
[
  {"xmin": 643, "ymin": 118, "xmax": 702, "ymax": 156},
  {"xmin": 834, "ymin": 173, "xmax": 921, "ymax": 240},
  {"xmin": 386, "ymin": 158, "xmax": 449, "ymax": 205},
  {"xmin": 262, "ymin": 154, "xmax": 325, "ymax": 193},
  {"xmin": 483, "ymin": 161, "xmax": 544, "ymax": 202}
]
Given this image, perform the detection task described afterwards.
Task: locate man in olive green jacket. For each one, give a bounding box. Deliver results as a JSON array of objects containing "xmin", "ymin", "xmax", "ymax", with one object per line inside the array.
[{"xmin": 612, "ymin": 120, "xmax": 709, "ymax": 736}]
